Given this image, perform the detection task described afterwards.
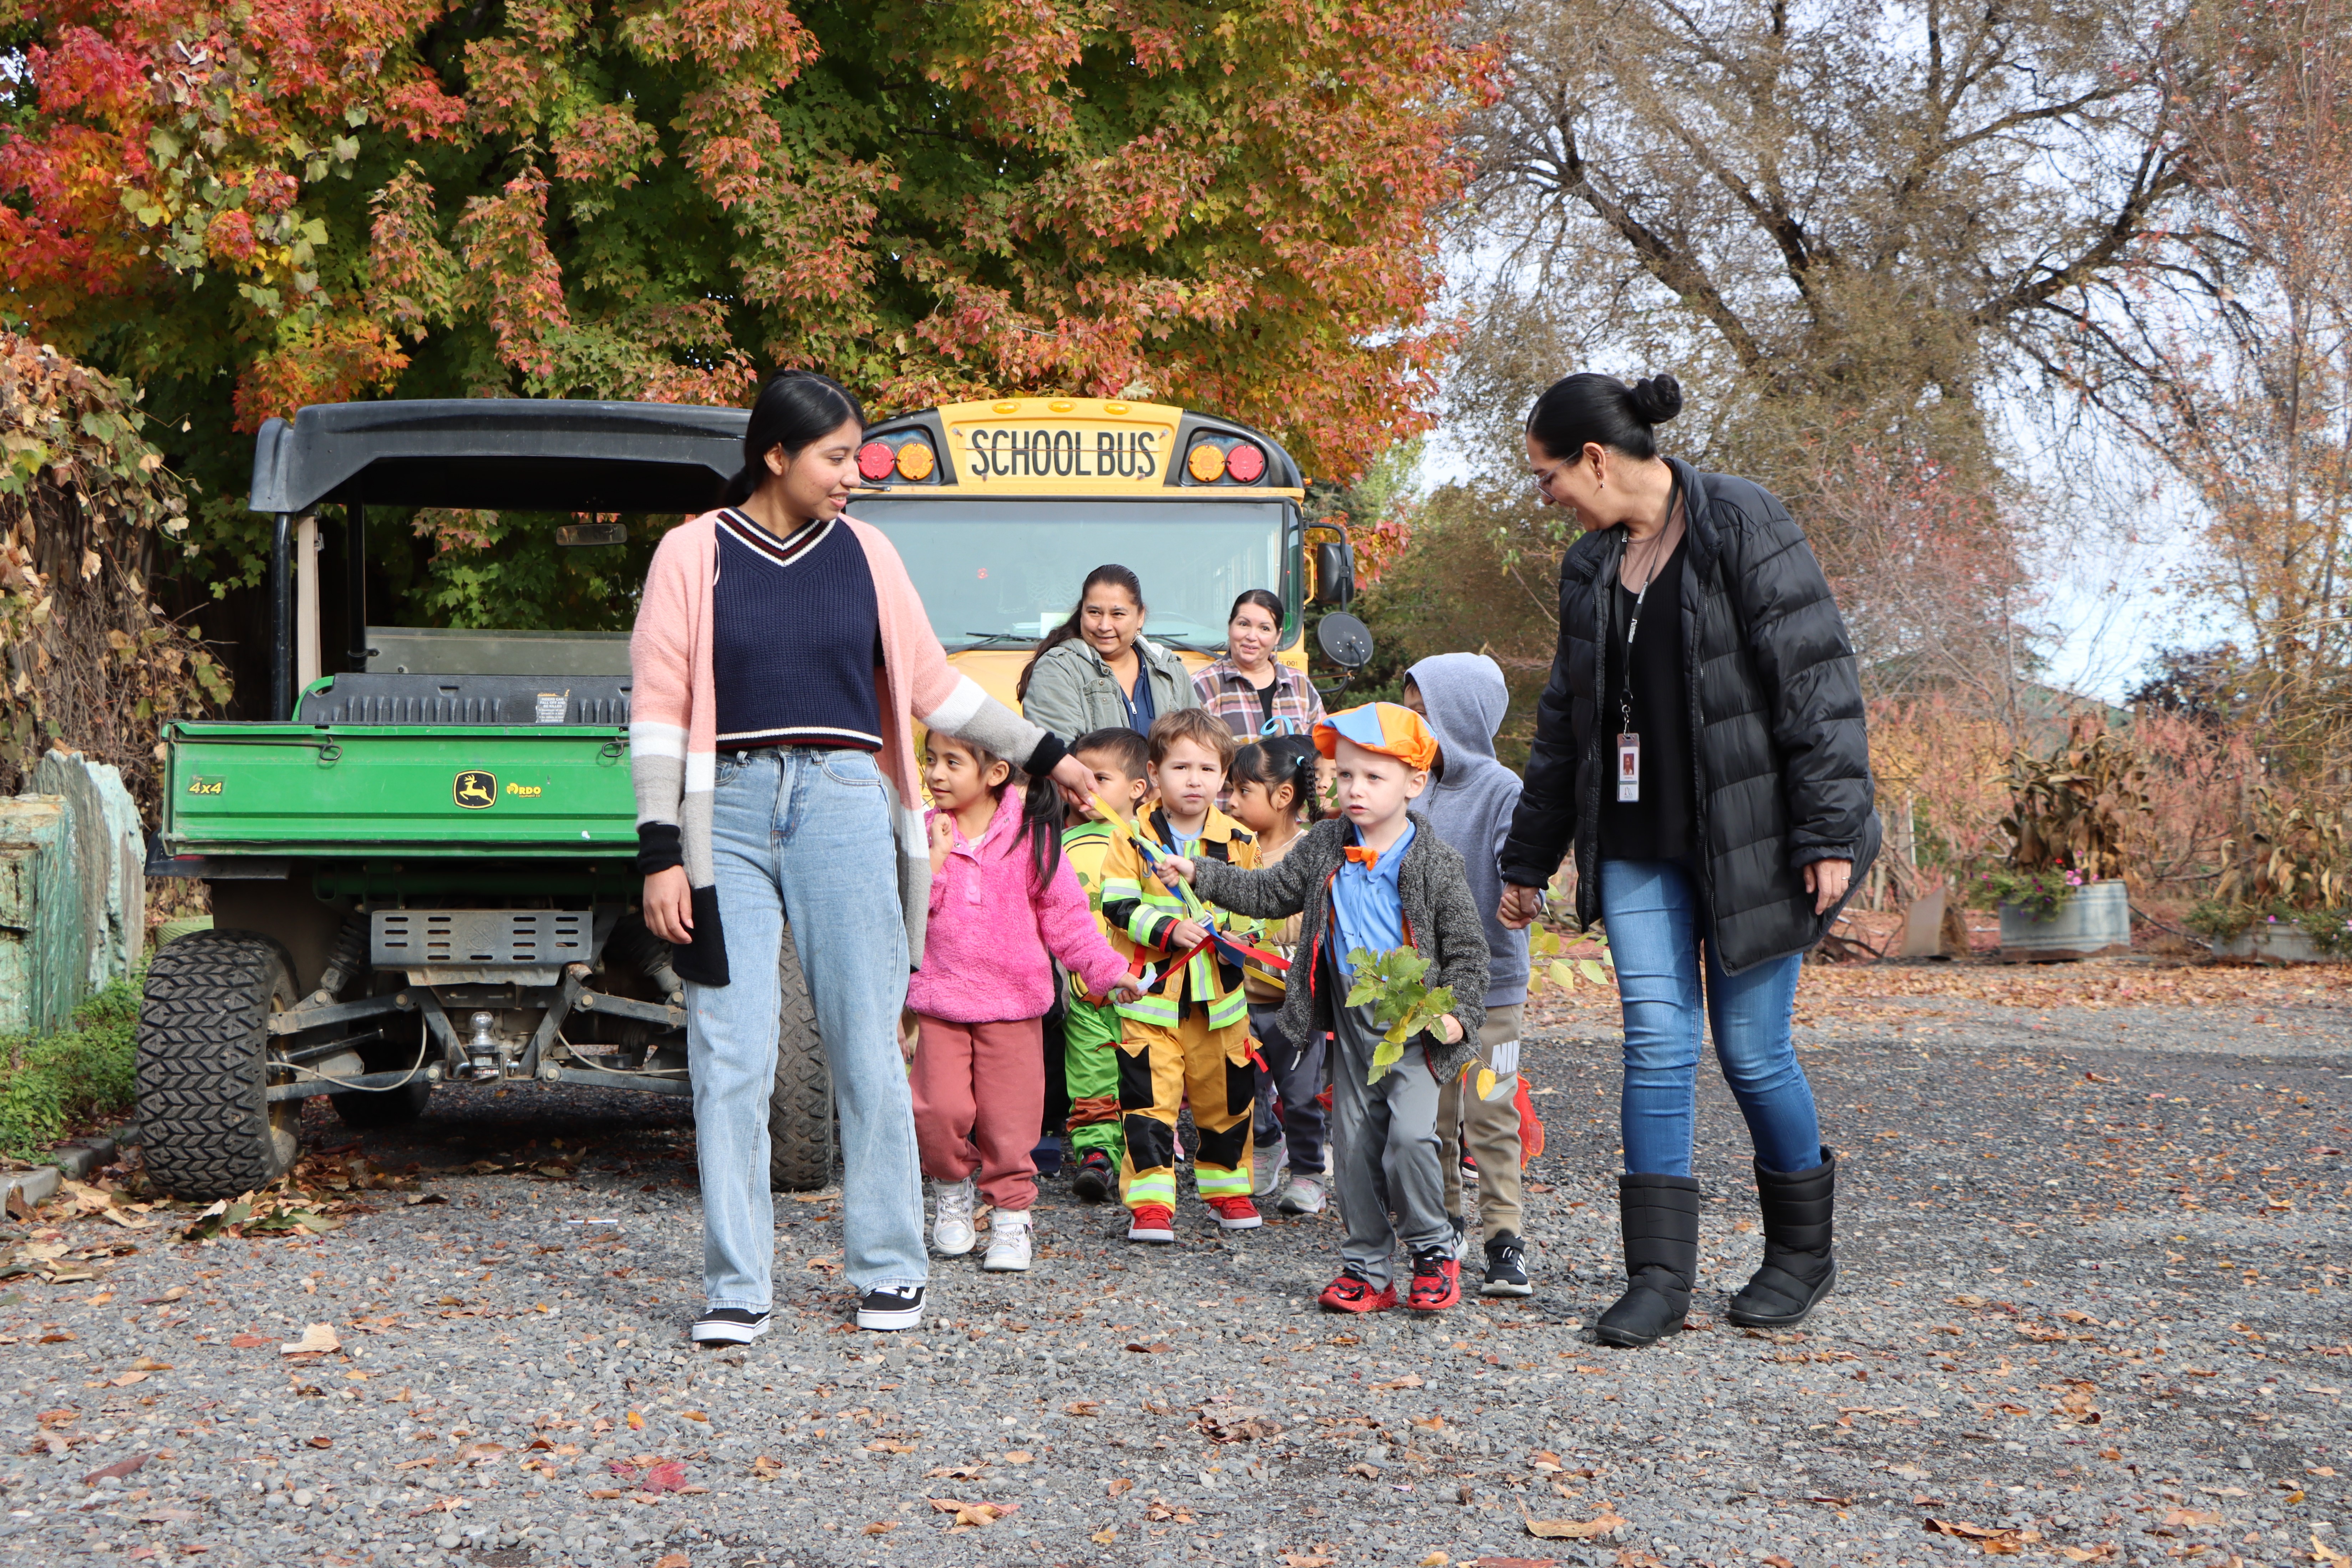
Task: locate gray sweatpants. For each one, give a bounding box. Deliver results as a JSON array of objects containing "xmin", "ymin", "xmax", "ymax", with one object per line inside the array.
[{"xmin": 1327, "ymin": 994, "xmax": 1451, "ymax": 1290}]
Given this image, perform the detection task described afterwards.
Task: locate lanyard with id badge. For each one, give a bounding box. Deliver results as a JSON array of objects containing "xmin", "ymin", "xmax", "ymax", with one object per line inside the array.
[{"xmin": 1616, "ymin": 541, "xmax": 1658, "ymax": 803}]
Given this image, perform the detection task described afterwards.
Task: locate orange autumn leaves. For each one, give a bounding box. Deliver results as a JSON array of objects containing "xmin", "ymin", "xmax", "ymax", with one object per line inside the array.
[{"xmin": 0, "ymin": 0, "xmax": 1490, "ymax": 484}]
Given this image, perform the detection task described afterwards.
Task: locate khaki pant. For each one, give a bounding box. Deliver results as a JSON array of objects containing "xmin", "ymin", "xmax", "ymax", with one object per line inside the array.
[{"xmin": 1438, "ymin": 1002, "xmax": 1525, "ymax": 1241}]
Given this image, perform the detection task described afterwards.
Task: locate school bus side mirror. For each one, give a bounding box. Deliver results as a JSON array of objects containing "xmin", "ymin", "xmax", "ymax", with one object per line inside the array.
[
  {"xmin": 1316, "ymin": 611, "xmax": 1373, "ymax": 671},
  {"xmin": 1310, "ymin": 539, "xmax": 1355, "ymax": 607}
]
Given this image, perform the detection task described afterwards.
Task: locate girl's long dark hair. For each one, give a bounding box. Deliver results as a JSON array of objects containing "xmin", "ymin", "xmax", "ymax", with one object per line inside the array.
[
  {"xmin": 721, "ymin": 370, "xmax": 866, "ymax": 506},
  {"xmin": 947, "ymin": 738, "xmax": 1068, "ymax": 885},
  {"xmin": 1016, "ymin": 564, "xmax": 1145, "ymax": 701}
]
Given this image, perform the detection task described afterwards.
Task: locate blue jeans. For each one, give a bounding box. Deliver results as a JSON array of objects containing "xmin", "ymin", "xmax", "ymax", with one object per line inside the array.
[
  {"xmin": 1599, "ymin": 859, "xmax": 1820, "ymax": 1177},
  {"xmin": 687, "ymin": 748, "xmax": 926, "ymax": 1309}
]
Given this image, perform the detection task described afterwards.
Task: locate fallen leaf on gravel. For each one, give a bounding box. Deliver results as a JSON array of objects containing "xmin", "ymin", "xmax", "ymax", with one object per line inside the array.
[
  {"xmin": 403, "ymin": 1193, "xmax": 448, "ymax": 1206},
  {"xmin": 1345, "ymin": 1462, "xmax": 1380, "ymax": 1479},
  {"xmin": 1471, "ymin": 1559, "xmax": 1558, "ymax": 1568},
  {"xmin": 928, "ymin": 1497, "xmax": 1017, "ymax": 1528},
  {"xmin": 749, "ymin": 1455, "xmax": 783, "ymax": 1481},
  {"xmin": 108, "ymin": 1371, "xmax": 148, "ymax": 1386},
  {"xmin": 652, "ymin": 1554, "xmax": 689, "ymax": 1568},
  {"xmin": 36, "ymin": 1330, "xmax": 76, "ymax": 1343},
  {"xmin": 1924, "ymin": 1517, "xmax": 2033, "ymax": 1552},
  {"xmin": 82, "ymin": 1454, "xmax": 148, "ymax": 1485},
  {"xmin": 280, "ymin": 1324, "xmax": 339, "ymax": 1355},
  {"xmin": 678, "ymin": 1410, "xmax": 709, "ymax": 1423},
  {"xmin": 1884, "ymin": 1462, "xmax": 1931, "ymax": 1481},
  {"xmin": 1525, "ymin": 1511, "xmax": 1626, "ymax": 1540},
  {"xmin": 1064, "ymin": 1401, "xmax": 1099, "ymax": 1416},
  {"xmin": 1125, "ymin": 1341, "xmax": 1174, "ymax": 1354},
  {"xmin": 1145, "ymin": 1500, "xmax": 1195, "ymax": 1523},
  {"xmin": 1761, "ymin": 1558, "xmax": 1796, "ymax": 1568},
  {"xmin": 2057, "ymin": 1546, "xmax": 2117, "ymax": 1563},
  {"xmin": 625, "ymin": 1411, "xmax": 644, "ymax": 1430},
  {"xmin": 1529, "ymin": 1451, "xmax": 1563, "ymax": 1471},
  {"xmin": 1371, "ymin": 1373, "xmax": 1425, "ymax": 1391},
  {"xmin": 803, "ymin": 1255, "xmax": 842, "ymax": 1275},
  {"xmin": 1418, "ymin": 1554, "xmax": 1449, "ymax": 1567},
  {"xmin": 1281, "ymin": 1554, "xmax": 1336, "ymax": 1568},
  {"xmin": 457, "ymin": 1443, "xmax": 505, "ymax": 1465},
  {"xmin": 1000, "ymin": 1450, "xmax": 1032, "ymax": 1463},
  {"xmin": 862, "ymin": 1522, "xmax": 895, "ymax": 1536},
  {"xmin": 307, "ymin": 1437, "xmax": 332, "ymax": 1450},
  {"xmin": 587, "ymin": 1489, "xmax": 622, "ymax": 1500},
  {"xmin": 1091, "ymin": 1526, "xmax": 1117, "ymax": 1544},
  {"xmin": 129, "ymin": 1357, "xmax": 172, "ymax": 1372},
  {"xmin": 1107, "ymin": 1477, "xmax": 1134, "ymax": 1497}
]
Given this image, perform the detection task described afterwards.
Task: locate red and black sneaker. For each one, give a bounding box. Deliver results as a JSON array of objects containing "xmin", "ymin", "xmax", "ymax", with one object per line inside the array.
[
  {"xmin": 1406, "ymin": 1244, "xmax": 1461, "ymax": 1312},
  {"xmin": 1127, "ymin": 1203, "xmax": 1175, "ymax": 1243},
  {"xmin": 1317, "ymin": 1269, "xmax": 1397, "ymax": 1314}
]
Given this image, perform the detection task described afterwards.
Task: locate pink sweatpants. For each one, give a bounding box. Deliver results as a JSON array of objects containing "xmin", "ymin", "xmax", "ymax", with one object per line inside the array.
[{"xmin": 910, "ymin": 1014, "xmax": 1045, "ymax": 1211}]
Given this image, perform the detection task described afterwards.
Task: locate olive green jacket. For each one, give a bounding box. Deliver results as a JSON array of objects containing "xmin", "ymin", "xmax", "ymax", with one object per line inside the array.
[{"xmin": 1019, "ymin": 636, "xmax": 1201, "ymax": 741}]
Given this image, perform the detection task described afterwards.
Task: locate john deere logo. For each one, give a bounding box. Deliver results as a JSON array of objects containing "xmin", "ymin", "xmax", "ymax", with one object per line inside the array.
[{"xmin": 453, "ymin": 770, "xmax": 498, "ymax": 809}]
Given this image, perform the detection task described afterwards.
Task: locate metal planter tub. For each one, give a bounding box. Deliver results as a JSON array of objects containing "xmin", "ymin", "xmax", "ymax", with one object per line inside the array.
[{"xmin": 1997, "ymin": 880, "xmax": 2132, "ymax": 962}]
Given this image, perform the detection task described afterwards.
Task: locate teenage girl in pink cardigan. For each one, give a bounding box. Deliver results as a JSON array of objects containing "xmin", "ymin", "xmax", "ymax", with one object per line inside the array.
[
  {"xmin": 908, "ymin": 735, "xmax": 1141, "ymax": 1273},
  {"xmin": 632, "ymin": 371, "xmax": 1098, "ymax": 1346}
]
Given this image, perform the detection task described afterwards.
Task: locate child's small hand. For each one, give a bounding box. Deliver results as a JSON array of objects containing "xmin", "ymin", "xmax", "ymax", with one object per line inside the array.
[
  {"xmin": 1167, "ymin": 918, "xmax": 1211, "ymax": 953},
  {"xmin": 1431, "ymin": 1013, "xmax": 1465, "ymax": 1046},
  {"xmin": 1153, "ymin": 856, "xmax": 1195, "ymax": 886},
  {"xmin": 1108, "ymin": 974, "xmax": 1148, "ymax": 1003},
  {"xmin": 898, "ymin": 1008, "xmax": 921, "ymax": 1062}
]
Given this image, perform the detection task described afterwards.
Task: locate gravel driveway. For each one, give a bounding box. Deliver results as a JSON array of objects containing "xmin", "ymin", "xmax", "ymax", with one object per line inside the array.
[{"xmin": 2, "ymin": 965, "xmax": 2346, "ymax": 1568}]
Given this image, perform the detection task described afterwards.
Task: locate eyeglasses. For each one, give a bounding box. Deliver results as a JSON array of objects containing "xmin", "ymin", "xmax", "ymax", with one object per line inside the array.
[{"xmin": 1529, "ymin": 455, "xmax": 1574, "ymax": 493}]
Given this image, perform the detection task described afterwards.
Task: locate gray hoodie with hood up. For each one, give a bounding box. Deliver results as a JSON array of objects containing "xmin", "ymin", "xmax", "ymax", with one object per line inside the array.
[{"xmin": 1407, "ymin": 652, "xmax": 1528, "ymax": 1007}]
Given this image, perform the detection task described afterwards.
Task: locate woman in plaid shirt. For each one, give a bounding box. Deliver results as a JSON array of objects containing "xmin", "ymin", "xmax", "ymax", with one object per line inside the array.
[{"xmin": 1193, "ymin": 589, "xmax": 1328, "ymax": 739}]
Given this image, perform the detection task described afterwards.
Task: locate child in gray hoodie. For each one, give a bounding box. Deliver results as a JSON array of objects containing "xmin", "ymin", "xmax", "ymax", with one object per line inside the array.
[{"xmin": 1403, "ymin": 653, "xmax": 1535, "ymax": 1297}]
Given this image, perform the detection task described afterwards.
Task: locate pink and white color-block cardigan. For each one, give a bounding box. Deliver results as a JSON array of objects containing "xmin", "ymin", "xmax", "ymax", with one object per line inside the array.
[{"xmin": 629, "ymin": 510, "xmax": 1067, "ymax": 983}]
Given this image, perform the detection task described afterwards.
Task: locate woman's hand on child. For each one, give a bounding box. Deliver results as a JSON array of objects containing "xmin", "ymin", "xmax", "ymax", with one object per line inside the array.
[
  {"xmin": 1167, "ymin": 917, "xmax": 1212, "ymax": 953},
  {"xmin": 1497, "ymin": 882, "xmax": 1543, "ymax": 930},
  {"xmin": 1153, "ymin": 856, "xmax": 1196, "ymax": 885},
  {"xmin": 1049, "ymin": 753, "xmax": 1099, "ymax": 811}
]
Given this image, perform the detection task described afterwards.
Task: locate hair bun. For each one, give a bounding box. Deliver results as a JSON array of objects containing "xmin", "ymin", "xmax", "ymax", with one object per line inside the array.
[{"xmin": 1628, "ymin": 374, "xmax": 1683, "ymax": 425}]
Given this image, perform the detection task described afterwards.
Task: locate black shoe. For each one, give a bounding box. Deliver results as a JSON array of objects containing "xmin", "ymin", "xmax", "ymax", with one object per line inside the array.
[
  {"xmin": 1032, "ymin": 1135, "xmax": 1065, "ymax": 1178},
  {"xmin": 855, "ymin": 1283, "xmax": 925, "ymax": 1332},
  {"xmin": 690, "ymin": 1307, "xmax": 770, "ymax": 1346},
  {"xmin": 1071, "ymin": 1149, "xmax": 1114, "ymax": 1203},
  {"xmin": 1594, "ymin": 1173, "xmax": 1701, "ymax": 1348},
  {"xmin": 1481, "ymin": 1231, "xmax": 1532, "ymax": 1297},
  {"xmin": 1726, "ymin": 1148, "xmax": 1839, "ymax": 1329}
]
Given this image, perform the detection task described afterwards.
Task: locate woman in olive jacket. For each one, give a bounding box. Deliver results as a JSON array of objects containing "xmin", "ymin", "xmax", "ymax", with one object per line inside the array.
[
  {"xmin": 1497, "ymin": 373, "xmax": 1879, "ymax": 1348},
  {"xmin": 1016, "ymin": 563, "xmax": 1202, "ymax": 739}
]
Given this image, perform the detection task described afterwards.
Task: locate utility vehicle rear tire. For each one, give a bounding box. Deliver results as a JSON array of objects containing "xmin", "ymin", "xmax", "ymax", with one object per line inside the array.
[
  {"xmin": 768, "ymin": 922, "xmax": 835, "ymax": 1191},
  {"xmin": 137, "ymin": 930, "xmax": 302, "ymax": 1200},
  {"xmin": 330, "ymin": 1079, "xmax": 433, "ymax": 1129}
]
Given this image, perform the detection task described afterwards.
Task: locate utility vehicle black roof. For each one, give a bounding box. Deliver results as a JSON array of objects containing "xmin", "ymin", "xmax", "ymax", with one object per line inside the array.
[{"xmin": 248, "ymin": 399, "xmax": 750, "ymax": 516}]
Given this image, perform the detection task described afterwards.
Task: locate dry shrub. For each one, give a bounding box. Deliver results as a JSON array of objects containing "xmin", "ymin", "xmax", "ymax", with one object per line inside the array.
[{"xmin": 1, "ymin": 334, "xmax": 229, "ymax": 815}]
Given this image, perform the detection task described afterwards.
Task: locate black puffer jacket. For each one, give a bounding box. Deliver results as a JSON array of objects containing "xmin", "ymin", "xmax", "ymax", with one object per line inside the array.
[{"xmin": 1499, "ymin": 459, "xmax": 1880, "ymax": 973}]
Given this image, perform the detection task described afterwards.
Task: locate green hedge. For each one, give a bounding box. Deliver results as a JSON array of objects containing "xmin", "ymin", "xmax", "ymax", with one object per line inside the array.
[{"xmin": 0, "ymin": 972, "xmax": 140, "ymax": 1161}]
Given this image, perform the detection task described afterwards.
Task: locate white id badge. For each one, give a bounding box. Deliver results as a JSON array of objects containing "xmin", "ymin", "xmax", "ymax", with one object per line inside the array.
[{"xmin": 1616, "ymin": 732, "xmax": 1641, "ymax": 801}]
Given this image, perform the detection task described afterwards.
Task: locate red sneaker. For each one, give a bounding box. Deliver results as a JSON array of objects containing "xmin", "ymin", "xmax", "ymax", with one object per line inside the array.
[
  {"xmin": 1407, "ymin": 1246, "xmax": 1461, "ymax": 1312},
  {"xmin": 1318, "ymin": 1269, "xmax": 1397, "ymax": 1313},
  {"xmin": 1206, "ymin": 1195, "xmax": 1263, "ymax": 1231},
  {"xmin": 1127, "ymin": 1203, "xmax": 1175, "ymax": 1243}
]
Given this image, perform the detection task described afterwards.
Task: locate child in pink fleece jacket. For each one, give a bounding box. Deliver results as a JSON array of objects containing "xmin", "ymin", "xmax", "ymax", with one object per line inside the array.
[{"xmin": 908, "ymin": 734, "xmax": 1139, "ymax": 1274}]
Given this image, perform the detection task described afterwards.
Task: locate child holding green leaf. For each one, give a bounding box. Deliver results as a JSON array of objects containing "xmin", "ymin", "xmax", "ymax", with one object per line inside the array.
[{"xmin": 1155, "ymin": 703, "xmax": 1492, "ymax": 1313}]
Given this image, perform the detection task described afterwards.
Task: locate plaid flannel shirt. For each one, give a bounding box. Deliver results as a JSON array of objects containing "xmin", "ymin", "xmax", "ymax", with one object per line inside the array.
[{"xmin": 1192, "ymin": 657, "xmax": 1327, "ymax": 739}]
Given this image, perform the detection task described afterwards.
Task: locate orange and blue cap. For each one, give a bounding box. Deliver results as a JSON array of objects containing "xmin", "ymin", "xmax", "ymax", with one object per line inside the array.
[{"xmin": 1314, "ymin": 702, "xmax": 1443, "ymax": 776}]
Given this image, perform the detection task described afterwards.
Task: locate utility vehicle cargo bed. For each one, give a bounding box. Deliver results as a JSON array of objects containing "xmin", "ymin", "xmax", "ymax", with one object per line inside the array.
[{"xmin": 162, "ymin": 723, "xmax": 636, "ymax": 856}]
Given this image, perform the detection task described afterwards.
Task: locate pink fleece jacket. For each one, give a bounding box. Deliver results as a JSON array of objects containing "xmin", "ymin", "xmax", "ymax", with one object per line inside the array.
[{"xmin": 907, "ymin": 797, "xmax": 1131, "ymax": 1024}]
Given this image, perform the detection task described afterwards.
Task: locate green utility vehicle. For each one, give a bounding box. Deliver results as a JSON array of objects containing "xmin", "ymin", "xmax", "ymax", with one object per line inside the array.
[{"xmin": 135, "ymin": 400, "xmax": 844, "ymax": 1199}]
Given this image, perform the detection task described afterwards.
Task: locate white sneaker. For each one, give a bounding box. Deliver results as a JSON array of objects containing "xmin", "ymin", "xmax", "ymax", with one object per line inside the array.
[
  {"xmin": 1277, "ymin": 1173, "xmax": 1327, "ymax": 1215},
  {"xmin": 932, "ymin": 1178, "xmax": 976, "ymax": 1256},
  {"xmin": 982, "ymin": 1211, "xmax": 1033, "ymax": 1272},
  {"xmin": 1253, "ymin": 1157, "xmax": 1287, "ymax": 1199}
]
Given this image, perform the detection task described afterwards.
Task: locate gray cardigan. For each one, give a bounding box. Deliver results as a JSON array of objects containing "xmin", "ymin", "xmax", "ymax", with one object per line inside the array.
[
  {"xmin": 1189, "ymin": 812, "xmax": 1490, "ymax": 1081},
  {"xmin": 1019, "ymin": 635, "xmax": 1200, "ymax": 740}
]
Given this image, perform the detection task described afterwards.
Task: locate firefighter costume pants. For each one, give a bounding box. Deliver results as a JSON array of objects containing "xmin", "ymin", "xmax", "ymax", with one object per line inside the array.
[{"xmin": 1116, "ymin": 1009, "xmax": 1257, "ymax": 1212}]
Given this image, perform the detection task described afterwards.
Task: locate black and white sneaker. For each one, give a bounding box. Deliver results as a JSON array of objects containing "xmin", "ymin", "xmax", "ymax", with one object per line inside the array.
[
  {"xmin": 1482, "ymin": 1231, "xmax": 1533, "ymax": 1297},
  {"xmin": 690, "ymin": 1307, "xmax": 770, "ymax": 1346},
  {"xmin": 855, "ymin": 1283, "xmax": 925, "ymax": 1332}
]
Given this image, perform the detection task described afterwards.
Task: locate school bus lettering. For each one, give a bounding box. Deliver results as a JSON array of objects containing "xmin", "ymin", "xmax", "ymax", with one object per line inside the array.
[{"xmin": 964, "ymin": 427, "xmax": 1159, "ymax": 482}]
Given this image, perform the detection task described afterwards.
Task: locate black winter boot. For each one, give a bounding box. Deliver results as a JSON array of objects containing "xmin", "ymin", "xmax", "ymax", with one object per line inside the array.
[
  {"xmin": 1726, "ymin": 1147, "xmax": 1838, "ymax": 1328},
  {"xmin": 1593, "ymin": 1173, "xmax": 1702, "ymax": 1348}
]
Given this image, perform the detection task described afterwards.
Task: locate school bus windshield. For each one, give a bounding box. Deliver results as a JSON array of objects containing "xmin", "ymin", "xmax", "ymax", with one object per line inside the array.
[{"xmin": 853, "ymin": 497, "xmax": 1292, "ymax": 652}]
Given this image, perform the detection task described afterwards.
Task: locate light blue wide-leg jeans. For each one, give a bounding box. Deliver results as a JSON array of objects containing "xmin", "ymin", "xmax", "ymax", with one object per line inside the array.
[
  {"xmin": 686, "ymin": 748, "xmax": 926, "ymax": 1309},
  {"xmin": 1599, "ymin": 858, "xmax": 1819, "ymax": 1177}
]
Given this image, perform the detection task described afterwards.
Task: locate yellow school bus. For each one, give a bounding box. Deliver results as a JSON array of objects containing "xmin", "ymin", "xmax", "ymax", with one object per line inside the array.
[{"xmin": 848, "ymin": 397, "xmax": 1352, "ymax": 706}]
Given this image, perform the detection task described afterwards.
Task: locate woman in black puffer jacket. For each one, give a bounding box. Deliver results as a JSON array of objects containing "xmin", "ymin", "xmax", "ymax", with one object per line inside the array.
[{"xmin": 1496, "ymin": 373, "xmax": 1879, "ymax": 1348}]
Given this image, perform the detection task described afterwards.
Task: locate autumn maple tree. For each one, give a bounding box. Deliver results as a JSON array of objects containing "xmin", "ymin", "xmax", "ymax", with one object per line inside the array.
[{"xmin": 0, "ymin": 0, "xmax": 1489, "ymax": 597}]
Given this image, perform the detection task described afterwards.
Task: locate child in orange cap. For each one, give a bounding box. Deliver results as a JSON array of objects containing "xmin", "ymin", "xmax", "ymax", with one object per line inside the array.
[{"xmin": 1154, "ymin": 702, "xmax": 1492, "ymax": 1312}]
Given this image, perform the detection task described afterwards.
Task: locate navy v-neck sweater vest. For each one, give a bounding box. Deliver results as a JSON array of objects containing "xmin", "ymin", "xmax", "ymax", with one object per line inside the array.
[{"xmin": 711, "ymin": 509, "xmax": 883, "ymax": 752}]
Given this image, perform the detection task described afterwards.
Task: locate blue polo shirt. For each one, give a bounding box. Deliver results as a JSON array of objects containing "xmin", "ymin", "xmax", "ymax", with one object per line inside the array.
[{"xmin": 1330, "ymin": 821, "xmax": 1413, "ymax": 978}]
